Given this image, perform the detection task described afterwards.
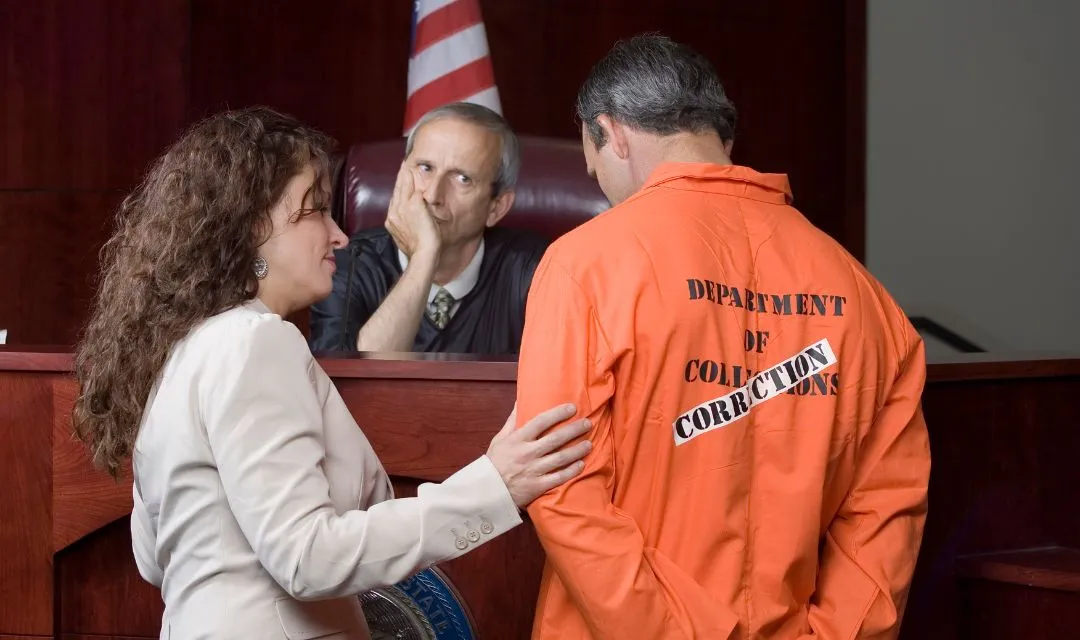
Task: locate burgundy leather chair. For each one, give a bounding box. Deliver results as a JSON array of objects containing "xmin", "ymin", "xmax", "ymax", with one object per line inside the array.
[{"xmin": 333, "ymin": 135, "xmax": 609, "ymax": 239}]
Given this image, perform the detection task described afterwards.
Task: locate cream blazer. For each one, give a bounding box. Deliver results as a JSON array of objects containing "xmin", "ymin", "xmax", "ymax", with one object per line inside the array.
[{"xmin": 130, "ymin": 299, "xmax": 521, "ymax": 639}]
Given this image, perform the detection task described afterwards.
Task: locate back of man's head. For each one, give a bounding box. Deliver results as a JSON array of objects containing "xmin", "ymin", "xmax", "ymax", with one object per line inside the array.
[{"xmin": 576, "ymin": 34, "xmax": 737, "ymax": 149}]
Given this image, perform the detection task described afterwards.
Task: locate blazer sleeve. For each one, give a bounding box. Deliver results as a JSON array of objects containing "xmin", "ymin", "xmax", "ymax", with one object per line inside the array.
[
  {"xmin": 202, "ymin": 314, "xmax": 521, "ymax": 601},
  {"xmin": 130, "ymin": 482, "xmax": 164, "ymax": 588}
]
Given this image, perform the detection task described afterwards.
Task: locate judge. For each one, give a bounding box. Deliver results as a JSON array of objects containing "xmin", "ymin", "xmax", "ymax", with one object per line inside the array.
[{"xmin": 308, "ymin": 102, "xmax": 549, "ymax": 355}]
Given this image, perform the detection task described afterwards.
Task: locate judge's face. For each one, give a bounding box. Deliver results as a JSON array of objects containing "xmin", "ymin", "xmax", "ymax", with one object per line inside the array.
[
  {"xmin": 257, "ymin": 164, "xmax": 348, "ymax": 314},
  {"xmin": 406, "ymin": 117, "xmax": 514, "ymax": 248}
]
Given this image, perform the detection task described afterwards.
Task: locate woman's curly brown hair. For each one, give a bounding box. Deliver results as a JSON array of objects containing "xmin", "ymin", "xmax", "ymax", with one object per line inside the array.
[{"xmin": 72, "ymin": 106, "xmax": 335, "ymax": 477}]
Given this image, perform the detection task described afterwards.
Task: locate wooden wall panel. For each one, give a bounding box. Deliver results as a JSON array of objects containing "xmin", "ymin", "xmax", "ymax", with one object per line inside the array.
[
  {"xmin": 0, "ymin": 373, "xmax": 54, "ymax": 634},
  {"xmin": 957, "ymin": 579, "xmax": 1080, "ymax": 640},
  {"xmin": 0, "ymin": 0, "xmax": 189, "ymax": 190},
  {"xmin": 0, "ymin": 192, "xmax": 121, "ymax": 346},
  {"xmin": 189, "ymin": 0, "xmax": 861, "ymax": 256},
  {"xmin": 0, "ymin": 0, "xmax": 188, "ymax": 346},
  {"xmin": 1, "ymin": 0, "xmax": 864, "ymax": 346},
  {"xmin": 52, "ymin": 379, "xmax": 133, "ymax": 552},
  {"xmin": 188, "ymin": 0, "xmax": 413, "ymax": 143},
  {"xmin": 61, "ymin": 637, "xmax": 156, "ymax": 640},
  {"xmin": 902, "ymin": 375, "xmax": 1080, "ymax": 639},
  {"xmin": 337, "ymin": 378, "xmax": 515, "ymax": 482},
  {"xmin": 4, "ymin": 352, "xmax": 1080, "ymax": 637},
  {"xmin": 56, "ymin": 519, "xmax": 163, "ymax": 637},
  {"xmin": 480, "ymin": 0, "xmax": 855, "ymax": 233}
]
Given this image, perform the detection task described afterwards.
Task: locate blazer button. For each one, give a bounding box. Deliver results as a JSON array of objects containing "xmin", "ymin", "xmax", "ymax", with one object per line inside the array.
[
  {"xmin": 455, "ymin": 538, "xmax": 468, "ymax": 550},
  {"xmin": 467, "ymin": 530, "xmax": 481, "ymax": 543},
  {"xmin": 480, "ymin": 521, "xmax": 494, "ymax": 535}
]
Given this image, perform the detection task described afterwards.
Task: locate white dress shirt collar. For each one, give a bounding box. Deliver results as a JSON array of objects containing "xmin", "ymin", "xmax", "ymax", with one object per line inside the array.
[{"xmin": 398, "ymin": 238, "xmax": 485, "ymax": 305}]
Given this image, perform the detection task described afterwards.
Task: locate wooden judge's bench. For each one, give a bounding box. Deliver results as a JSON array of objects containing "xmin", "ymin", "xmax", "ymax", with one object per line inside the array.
[{"xmin": 2, "ymin": 348, "xmax": 1080, "ymax": 639}]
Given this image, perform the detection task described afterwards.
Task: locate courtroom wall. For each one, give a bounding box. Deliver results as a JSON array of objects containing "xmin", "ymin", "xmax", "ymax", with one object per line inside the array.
[
  {"xmin": 867, "ymin": 0, "xmax": 1080, "ymax": 355},
  {"xmin": 1, "ymin": 0, "xmax": 863, "ymax": 346}
]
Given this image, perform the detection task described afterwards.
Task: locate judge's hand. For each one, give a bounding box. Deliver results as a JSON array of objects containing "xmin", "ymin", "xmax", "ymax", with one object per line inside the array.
[
  {"xmin": 385, "ymin": 163, "xmax": 441, "ymax": 260},
  {"xmin": 486, "ymin": 403, "xmax": 593, "ymax": 508}
]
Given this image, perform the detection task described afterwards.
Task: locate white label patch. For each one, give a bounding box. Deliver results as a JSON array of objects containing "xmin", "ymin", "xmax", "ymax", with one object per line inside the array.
[{"xmin": 673, "ymin": 338, "xmax": 838, "ymax": 446}]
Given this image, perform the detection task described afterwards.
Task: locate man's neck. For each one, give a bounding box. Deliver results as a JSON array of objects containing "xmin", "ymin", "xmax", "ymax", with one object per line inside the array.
[
  {"xmin": 631, "ymin": 131, "xmax": 733, "ymax": 186},
  {"xmin": 433, "ymin": 235, "xmax": 482, "ymax": 286}
]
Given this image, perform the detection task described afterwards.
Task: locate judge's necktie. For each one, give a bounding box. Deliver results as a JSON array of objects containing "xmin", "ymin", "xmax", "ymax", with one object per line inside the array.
[{"xmin": 428, "ymin": 287, "xmax": 455, "ymax": 330}]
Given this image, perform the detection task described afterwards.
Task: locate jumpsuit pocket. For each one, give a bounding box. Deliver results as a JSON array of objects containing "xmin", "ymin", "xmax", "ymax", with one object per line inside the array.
[
  {"xmin": 806, "ymin": 531, "xmax": 881, "ymax": 637},
  {"xmin": 645, "ymin": 548, "xmax": 740, "ymax": 638}
]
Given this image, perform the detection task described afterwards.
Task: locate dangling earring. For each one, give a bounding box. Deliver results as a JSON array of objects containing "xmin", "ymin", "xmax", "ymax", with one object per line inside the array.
[{"xmin": 254, "ymin": 256, "xmax": 269, "ymax": 280}]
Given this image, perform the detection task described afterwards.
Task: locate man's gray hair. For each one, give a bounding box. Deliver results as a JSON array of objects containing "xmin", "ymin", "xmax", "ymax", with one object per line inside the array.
[
  {"xmin": 576, "ymin": 34, "xmax": 737, "ymax": 148},
  {"xmin": 404, "ymin": 102, "xmax": 520, "ymax": 196}
]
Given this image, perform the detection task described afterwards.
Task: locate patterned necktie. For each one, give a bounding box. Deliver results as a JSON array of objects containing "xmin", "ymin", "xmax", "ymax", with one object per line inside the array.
[{"xmin": 428, "ymin": 287, "xmax": 455, "ymax": 330}]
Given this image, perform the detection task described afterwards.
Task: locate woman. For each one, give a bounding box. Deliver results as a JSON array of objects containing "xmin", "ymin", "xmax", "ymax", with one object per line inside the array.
[{"xmin": 72, "ymin": 107, "xmax": 591, "ymax": 639}]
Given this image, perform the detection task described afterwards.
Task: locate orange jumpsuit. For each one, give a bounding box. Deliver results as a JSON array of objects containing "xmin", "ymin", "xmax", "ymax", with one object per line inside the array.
[{"xmin": 515, "ymin": 163, "xmax": 931, "ymax": 639}]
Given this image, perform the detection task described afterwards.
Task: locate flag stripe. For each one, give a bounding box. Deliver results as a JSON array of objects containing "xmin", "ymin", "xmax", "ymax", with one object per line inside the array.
[
  {"xmin": 413, "ymin": 0, "xmax": 482, "ymax": 56},
  {"xmin": 404, "ymin": 0, "xmax": 501, "ymax": 134},
  {"xmin": 403, "ymin": 57, "xmax": 496, "ymax": 130},
  {"xmin": 416, "ymin": 0, "xmax": 457, "ymax": 22},
  {"xmin": 457, "ymin": 86, "xmax": 502, "ymax": 114},
  {"xmin": 407, "ymin": 23, "xmax": 489, "ymax": 97}
]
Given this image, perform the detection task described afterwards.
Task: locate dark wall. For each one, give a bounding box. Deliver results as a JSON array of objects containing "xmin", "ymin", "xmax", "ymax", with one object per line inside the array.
[{"xmin": 0, "ymin": 0, "xmax": 865, "ymax": 345}]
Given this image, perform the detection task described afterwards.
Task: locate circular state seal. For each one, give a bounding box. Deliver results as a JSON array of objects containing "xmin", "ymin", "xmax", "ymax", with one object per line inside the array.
[{"xmin": 359, "ymin": 567, "xmax": 477, "ymax": 640}]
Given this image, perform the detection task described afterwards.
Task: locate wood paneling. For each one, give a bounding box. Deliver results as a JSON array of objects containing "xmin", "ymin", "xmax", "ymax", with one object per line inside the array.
[
  {"xmin": 0, "ymin": 0, "xmax": 189, "ymax": 190},
  {"xmin": 0, "ymin": 372, "xmax": 53, "ymax": 634},
  {"xmin": 187, "ymin": 0, "xmax": 412, "ymax": 144},
  {"xmin": 926, "ymin": 351, "xmax": 1080, "ymax": 382},
  {"xmin": 338, "ymin": 378, "xmax": 514, "ymax": 482},
  {"xmin": 52, "ymin": 378, "xmax": 134, "ymax": 552},
  {"xmin": 0, "ymin": 192, "xmax": 121, "ymax": 346},
  {"xmin": 0, "ymin": 347, "xmax": 72, "ymax": 371},
  {"xmin": 1, "ymin": 0, "xmax": 187, "ymax": 347},
  {"xmin": 956, "ymin": 547, "xmax": 1080, "ymax": 593},
  {"xmin": 1, "ymin": 0, "xmax": 866, "ymax": 347},
  {"xmin": 188, "ymin": 0, "xmax": 861, "ymax": 255},
  {"xmin": 4, "ymin": 350, "xmax": 1080, "ymax": 637},
  {"xmin": 61, "ymin": 636, "xmax": 157, "ymax": 640},
  {"xmin": 901, "ymin": 374, "xmax": 1080, "ymax": 639},
  {"xmin": 957, "ymin": 579, "xmax": 1080, "ymax": 640},
  {"xmin": 56, "ymin": 519, "xmax": 163, "ymax": 637}
]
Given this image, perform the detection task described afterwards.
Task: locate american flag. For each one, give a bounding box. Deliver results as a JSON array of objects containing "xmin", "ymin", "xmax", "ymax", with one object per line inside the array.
[{"xmin": 404, "ymin": 0, "xmax": 502, "ymax": 134}]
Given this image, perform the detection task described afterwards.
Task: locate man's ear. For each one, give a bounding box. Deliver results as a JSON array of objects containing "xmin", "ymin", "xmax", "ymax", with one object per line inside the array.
[
  {"xmin": 723, "ymin": 138, "xmax": 734, "ymax": 158},
  {"xmin": 486, "ymin": 189, "xmax": 515, "ymax": 227},
  {"xmin": 597, "ymin": 114, "xmax": 630, "ymax": 160}
]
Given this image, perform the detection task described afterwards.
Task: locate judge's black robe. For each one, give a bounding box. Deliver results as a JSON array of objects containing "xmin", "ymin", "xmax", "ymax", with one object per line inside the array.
[{"xmin": 308, "ymin": 227, "xmax": 549, "ymax": 355}]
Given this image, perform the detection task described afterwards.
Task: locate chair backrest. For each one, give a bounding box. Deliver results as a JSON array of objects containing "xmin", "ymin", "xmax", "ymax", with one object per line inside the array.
[{"xmin": 333, "ymin": 136, "xmax": 609, "ymax": 239}]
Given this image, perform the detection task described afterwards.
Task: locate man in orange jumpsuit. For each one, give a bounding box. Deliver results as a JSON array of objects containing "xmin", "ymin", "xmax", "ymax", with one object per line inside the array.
[{"xmin": 515, "ymin": 34, "xmax": 931, "ymax": 639}]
